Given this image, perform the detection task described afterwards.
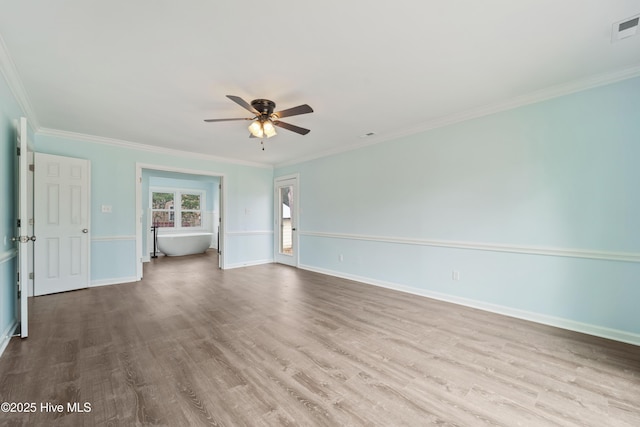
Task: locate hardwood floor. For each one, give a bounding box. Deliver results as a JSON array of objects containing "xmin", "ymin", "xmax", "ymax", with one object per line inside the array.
[{"xmin": 1, "ymin": 251, "xmax": 639, "ymax": 426}]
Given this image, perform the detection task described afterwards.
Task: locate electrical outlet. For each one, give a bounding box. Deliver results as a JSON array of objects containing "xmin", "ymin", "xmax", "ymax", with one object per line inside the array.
[{"xmin": 452, "ymin": 270, "xmax": 460, "ymax": 281}]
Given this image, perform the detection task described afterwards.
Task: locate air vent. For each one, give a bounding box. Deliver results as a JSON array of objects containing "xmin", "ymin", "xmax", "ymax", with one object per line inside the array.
[{"xmin": 612, "ymin": 15, "xmax": 639, "ymax": 42}]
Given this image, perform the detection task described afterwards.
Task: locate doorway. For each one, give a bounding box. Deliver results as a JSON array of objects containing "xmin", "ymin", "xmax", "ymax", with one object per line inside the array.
[
  {"xmin": 274, "ymin": 175, "xmax": 298, "ymax": 267},
  {"xmin": 135, "ymin": 164, "xmax": 225, "ymax": 279}
]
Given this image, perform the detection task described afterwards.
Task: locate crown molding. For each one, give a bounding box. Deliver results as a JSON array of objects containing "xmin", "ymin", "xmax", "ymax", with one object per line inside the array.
[
  {"xmin": 276, "ymin": 64, "xmax": 640, "ymax": 168},
  {"xmin": 38, "ymin": 127, "xmax": 273, "ymax": 169},
  {"xmin": 0, "ymin": 33, "xmax": 40, "ymax": 129}
]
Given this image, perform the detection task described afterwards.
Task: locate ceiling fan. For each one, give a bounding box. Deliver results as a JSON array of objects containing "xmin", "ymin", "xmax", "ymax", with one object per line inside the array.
[{"xmin": 205, "ymin": 95, "xmax": 313, "ymax": 139}]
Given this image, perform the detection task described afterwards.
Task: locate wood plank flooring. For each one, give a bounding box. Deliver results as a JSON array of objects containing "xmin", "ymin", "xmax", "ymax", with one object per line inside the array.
[{"xmin": 0, "ymin": 250, "xmax": 639, "ymax": 426}]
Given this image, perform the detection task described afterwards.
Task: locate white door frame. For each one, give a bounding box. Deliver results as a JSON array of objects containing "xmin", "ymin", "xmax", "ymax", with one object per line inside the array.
[
  {"xmin": 274, "ymin": 174, "xmax": 299, "ymax": 267},
  {"xmin": 27, "ymin": 148, "xmax": 34, "ymax": 298},
  {"xmin": 15, "ymin": 117, "xmax": 29, "ymax": 337},
  {"xmin": 135, "ymin": 163, "xmax": 226, "ymax": 279}
]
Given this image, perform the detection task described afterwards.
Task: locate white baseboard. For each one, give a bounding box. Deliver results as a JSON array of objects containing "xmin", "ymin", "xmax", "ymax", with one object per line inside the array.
[
  {"xmin": 224, "ymin": 259, "xmax": 274, "ymax": 270},
  {"xmin": 299, "ymin": 264, "xmax": 640, "ymax": 347},
  {"xmin": 90, "ymin": 276, "xmax": 139, "ymax": 288},
  {"xmin": 0, "ymin": 319, "xmax": 18, "ymax": 358}
]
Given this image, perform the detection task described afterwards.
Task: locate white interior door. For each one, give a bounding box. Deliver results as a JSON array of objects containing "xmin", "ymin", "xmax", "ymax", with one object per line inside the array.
[
  {"xmin": 274, "ymin": 176, "xmax": 298, "ymax": 267},
  {"xmin": 34, "ymin": 153, "xmax": 90, "ymax": 296},
  {"xmin": 27, "ymin": 149, "xmax": 35, "ymax": 297},
  {"xmin": 15, "ymin": 117, "xmax": 29, "ymax": 338}
]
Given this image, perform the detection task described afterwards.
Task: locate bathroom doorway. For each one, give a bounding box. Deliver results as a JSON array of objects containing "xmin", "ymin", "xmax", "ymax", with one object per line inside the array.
[{"xmin": 135, "ymin": 163, "xmax": 225, "ymax": 280}]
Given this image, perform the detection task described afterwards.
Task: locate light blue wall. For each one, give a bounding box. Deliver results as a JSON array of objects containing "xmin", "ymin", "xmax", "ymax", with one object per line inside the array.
[
  {"xmin": 225, "ymin": 165, "xmax": 275, "ymax": 267},
  {"xmin": 34, "ymin": 133, "xmax": 274, "ymax": 280},
  {"xmin": 276, "ymin": 76, "xmax": 640, "ymax": 343},
  {"xmin": 0, "ymin": 74, "xmax": 18, "ymax": 340}
]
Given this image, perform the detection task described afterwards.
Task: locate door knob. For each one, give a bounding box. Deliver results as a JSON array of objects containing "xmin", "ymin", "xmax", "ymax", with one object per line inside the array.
[
  {"xmin": 82, "ymin": 229, "xmax": 88, "ymax": 233},
  {"xmin": 11, "ymin": 236, "xmax": 35, "ymax": 243}
]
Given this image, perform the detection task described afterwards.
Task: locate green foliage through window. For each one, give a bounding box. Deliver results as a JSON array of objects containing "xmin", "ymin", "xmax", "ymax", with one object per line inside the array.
[
  {"xmin": 152, "ymin": 192, "xmax": 174, "ymax": 209},
  {"xmin": 151, "ymin": 190, "xmax": 202, "ymax": 228},
  {"xmin": 182, "ymin": 194, "xmax": 200, "ymax": 210}
]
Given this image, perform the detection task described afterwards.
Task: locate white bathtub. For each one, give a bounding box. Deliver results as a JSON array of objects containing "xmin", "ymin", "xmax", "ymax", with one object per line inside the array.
[{"xmin": 157, "ymin": 232, "xmax": 212, "ymax": 256}]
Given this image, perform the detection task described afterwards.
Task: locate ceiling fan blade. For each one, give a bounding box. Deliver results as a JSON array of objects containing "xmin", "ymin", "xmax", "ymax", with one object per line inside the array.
[
  {"xmin": 273, "ymin": 120, "xmax": 311, "ymax": 135},
  {"xmin": 273, "ymin": 104, "xmax": 313, "ymax": 119},
  {"xmin": 227, "ymin": 95, "xmax": 260, "ymax": 115},
  {"xmin": 204, "ymin": 118, "xmax": 253, "ymax": 122}
]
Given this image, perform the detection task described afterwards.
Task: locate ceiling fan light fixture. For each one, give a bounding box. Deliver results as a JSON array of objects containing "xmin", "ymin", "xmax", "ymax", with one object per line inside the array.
[
  {"xmin": 207, "ymin": 95, "xmax": 313, "ymax": 140},
  {"xmin": 248, "ymin": 120, "xmax": 264, "ymax": 138},
  {"xmin": 263, "ymin": 120, "xmax": 277, "ymax": 138}
]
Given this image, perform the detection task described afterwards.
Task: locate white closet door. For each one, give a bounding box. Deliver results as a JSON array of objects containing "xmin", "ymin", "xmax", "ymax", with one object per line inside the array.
[{"xmin": 34, "ymin": 153, "xmax": 90, "ymax": 296}]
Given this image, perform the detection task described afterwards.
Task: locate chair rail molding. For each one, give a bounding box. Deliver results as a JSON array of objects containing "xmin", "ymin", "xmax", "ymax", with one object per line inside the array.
[{"xmin": 300, "ymin": 231, "xmax": 640, "ymax": 263}]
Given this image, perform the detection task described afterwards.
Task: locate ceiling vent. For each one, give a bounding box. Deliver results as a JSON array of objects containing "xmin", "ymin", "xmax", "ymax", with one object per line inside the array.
[{"xmin": 612, "ymin": 15, "xmax": 639, "ymax": 42}]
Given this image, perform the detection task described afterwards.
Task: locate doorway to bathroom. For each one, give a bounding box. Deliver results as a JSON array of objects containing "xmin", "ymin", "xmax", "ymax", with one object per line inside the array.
[{"xmin": 135, "ymin": 164, "xmax": 225, "ymax": 280}]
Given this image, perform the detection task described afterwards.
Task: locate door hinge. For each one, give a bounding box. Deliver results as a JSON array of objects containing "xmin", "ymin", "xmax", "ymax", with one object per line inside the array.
[
  {"xmin": 29, "ymin": 164, "xmax": 34, "ymax": 172},
  {"xmin": 29, "ymin": 218, "xmax": 34, "ymax": 226},
  {"xmin": 17, "ymin": 219, "xmax": 21, "ymax": 228},
  {"xmin": 29, "ymin": 272, "xmax": 34, "ymax": 280},
  {"xmin": 16, "ymin": 146, "xmax": 21, "ymax": 156}
]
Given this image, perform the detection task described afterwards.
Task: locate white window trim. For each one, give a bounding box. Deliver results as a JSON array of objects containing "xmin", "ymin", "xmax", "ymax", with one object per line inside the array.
[{"xmin": 150, "ymin": 187, "xmax": 206, "ymax": 230}]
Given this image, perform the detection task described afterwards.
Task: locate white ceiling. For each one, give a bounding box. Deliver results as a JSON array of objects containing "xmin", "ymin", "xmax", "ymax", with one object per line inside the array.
[{"xmin": 1, "ymin": 1, "xmax": 639, "ymax": 166}]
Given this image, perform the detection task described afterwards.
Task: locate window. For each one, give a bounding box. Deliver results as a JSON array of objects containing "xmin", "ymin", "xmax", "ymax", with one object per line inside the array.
[
  {"xmin": 151, "ymin": 192, "xmax": 175, "ymax": 227},
  {"xmin": 180, "ymin": 193, "xmax": 202, "ymax": 227},
  {"xmin": 151, "ymin": 189, "xmax": 203, "ymax": 229}
]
